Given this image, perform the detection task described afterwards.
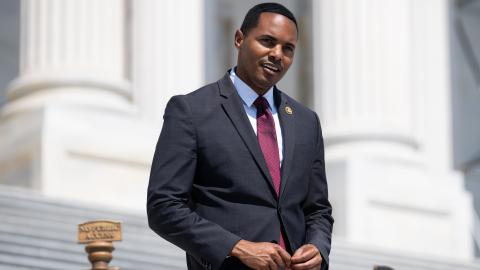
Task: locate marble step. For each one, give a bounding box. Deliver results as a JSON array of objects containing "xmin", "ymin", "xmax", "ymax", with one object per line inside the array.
[{"xmin": 1, "ymin": 184, "xmax": 480, "ymax": 270}]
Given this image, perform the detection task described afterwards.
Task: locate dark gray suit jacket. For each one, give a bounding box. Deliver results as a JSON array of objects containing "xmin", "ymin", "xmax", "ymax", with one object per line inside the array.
[{"xmin": 147, "ymin": 73, "xmax": 333, "ymax": 270}]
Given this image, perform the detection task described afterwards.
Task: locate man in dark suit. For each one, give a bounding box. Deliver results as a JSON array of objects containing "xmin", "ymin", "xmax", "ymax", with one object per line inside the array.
[{"xmin": 147, "ymin": 3, "xmax": 333, "ymax": 270}]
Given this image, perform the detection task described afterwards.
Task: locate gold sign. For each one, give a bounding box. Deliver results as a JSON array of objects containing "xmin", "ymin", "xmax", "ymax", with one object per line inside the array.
[{"xmin": 78, "ymin": 220, "xmax": 122, "ymax": 244}]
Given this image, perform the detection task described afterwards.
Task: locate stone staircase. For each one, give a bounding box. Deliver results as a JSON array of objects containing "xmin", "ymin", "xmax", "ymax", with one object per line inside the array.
[
  {"xmin": 0, "ymin": 184, "xmax": 479, "ymax": 270},
  {"xmin": 0, "ymin": 185, "xmax": 186, "ymax": 270},
  {"xmin": 330, "ymin": 240, "xmax": 480, "ymax": 270}
]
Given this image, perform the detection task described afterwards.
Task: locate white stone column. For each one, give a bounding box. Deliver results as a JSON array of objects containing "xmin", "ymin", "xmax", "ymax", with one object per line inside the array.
[
  {"xmin": 0, "ymin": 0, "xmax": 160, "ymax": 212},
  {"xmin": 131, "ymin": 0, "xmax": 205, "ymax": 126},
  {"xmin": 313, "ymin": 0, "xmax": 473, "ymax": 259},
  {"xmin": 313, "ymin": 0, "xmax": 415, "ymax": 149},
  {"xmin": 5, "ymin": 0, "xmax": 130, "ymax": 114}
]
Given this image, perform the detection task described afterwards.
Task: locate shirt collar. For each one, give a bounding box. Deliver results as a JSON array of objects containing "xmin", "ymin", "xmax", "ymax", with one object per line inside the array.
[{"xmin": 229, "ymin": 68, "xmax": 275, "ymax": 111}]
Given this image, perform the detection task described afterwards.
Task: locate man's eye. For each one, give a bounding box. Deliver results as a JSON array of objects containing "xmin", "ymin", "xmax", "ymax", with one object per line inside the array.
[
  {"xmin": 260, "ymin": 39, "xmax": 274, "ymax": 46},
  {"xmin": 283, "ymin": 46, "xmax": 295, "ymax": 57}
]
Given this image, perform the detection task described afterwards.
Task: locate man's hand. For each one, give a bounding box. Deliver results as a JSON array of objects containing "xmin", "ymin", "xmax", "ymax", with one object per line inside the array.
[
  {"xmin": 290, "ymin": 244, "xmax": 322, "ymax": 270},
  {"xmin": 230, "ymin": 239, "xmax": 291, "ymax": 270}
]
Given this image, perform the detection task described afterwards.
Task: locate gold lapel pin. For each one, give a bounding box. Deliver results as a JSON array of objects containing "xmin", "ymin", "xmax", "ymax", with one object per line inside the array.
[{"xmin": 285, "ymin": 106, "xmax": 293, "ymax": 115}]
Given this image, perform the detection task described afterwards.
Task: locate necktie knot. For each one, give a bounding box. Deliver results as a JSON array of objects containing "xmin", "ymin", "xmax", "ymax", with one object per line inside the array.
[{"xmin": 253, "ymin": 96, "xmax": 269, "ymax": 112}]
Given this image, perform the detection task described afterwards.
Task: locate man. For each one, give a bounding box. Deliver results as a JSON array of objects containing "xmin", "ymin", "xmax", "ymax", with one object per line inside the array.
[{"xmin": 147, "ymin": 3, "xmax": 333, "ymax": 270}]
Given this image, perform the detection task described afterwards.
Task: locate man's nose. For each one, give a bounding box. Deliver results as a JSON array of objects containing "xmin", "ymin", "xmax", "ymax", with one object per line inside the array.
[{"xmin": 268, "ymin": 45, "xmax": 282, "ymax": 62}]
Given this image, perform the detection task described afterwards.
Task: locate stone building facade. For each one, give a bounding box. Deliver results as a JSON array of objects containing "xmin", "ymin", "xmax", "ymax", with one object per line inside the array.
[{"xmin": 0, "ymin": 0, "xmax": 479, "ymax": 268}]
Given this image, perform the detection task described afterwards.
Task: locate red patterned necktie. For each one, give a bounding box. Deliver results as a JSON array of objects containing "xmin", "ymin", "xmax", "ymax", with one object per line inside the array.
[{"xmin": 253, "ymin": 96, "xmax": 285, "ymax": 249}]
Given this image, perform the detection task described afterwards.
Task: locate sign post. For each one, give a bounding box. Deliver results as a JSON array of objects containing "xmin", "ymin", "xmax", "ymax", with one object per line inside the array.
[{"xmin": 78, "ymin": 220, "xmax": 122, "ymax": 270}]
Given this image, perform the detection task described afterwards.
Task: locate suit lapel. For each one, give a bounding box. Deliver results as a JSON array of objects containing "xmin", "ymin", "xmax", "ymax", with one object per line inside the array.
[
  {"xmin": 275, "ymin": 88, "xmax": 296, "ymax": 201},
  {"xmin": 218, "ymin": 74, "xmax": 277, "ymax": 196}
]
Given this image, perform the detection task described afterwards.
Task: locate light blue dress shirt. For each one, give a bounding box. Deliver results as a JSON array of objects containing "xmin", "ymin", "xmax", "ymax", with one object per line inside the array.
[{"xmin": 229, "ymin": 68, "xmax": 284, "ymax": 164}]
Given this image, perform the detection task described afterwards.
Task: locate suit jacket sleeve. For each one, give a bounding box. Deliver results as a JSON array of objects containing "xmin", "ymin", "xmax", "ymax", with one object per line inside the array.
[
  {"xmin": 304, "ymin": 112, "xmax": 334, "ymax": 270},
  {"xmin": 147, "ymin": 95, "xmax": 241, "ymax": 270}
]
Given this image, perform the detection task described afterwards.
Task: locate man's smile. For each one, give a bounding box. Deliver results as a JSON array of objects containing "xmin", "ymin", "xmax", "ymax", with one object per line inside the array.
[
  {"xmin": 261, "ymin": 62, "xmax": 281, "ymax": 73},
  {"xmin": 261, "ymin": 62, "xmax": 282, "ymax": 78}
]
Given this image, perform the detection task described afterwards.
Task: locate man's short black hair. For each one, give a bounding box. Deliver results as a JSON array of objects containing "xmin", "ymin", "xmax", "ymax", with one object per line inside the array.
[{"xmin": 240, "ymin": 2, "xmax": 298, "ymax": 36}]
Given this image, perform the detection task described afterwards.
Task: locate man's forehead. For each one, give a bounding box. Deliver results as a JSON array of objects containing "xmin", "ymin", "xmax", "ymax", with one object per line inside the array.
[{"xmin": 252, "ymin": 12, "xmax": 298, "ymax": 41}]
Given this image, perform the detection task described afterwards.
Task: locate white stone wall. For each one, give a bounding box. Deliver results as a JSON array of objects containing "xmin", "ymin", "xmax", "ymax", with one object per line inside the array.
[{"xmin": 451, "ymin": 0, "xmax": 480, "ymax": 256}]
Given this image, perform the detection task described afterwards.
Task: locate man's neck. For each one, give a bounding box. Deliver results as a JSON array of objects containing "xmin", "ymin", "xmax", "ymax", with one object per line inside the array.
[{"xmin": 234, "ymin": 67, "xmax": 270, "ymax": 96}]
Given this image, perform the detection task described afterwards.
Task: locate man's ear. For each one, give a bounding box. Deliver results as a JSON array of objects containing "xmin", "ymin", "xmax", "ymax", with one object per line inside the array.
[{"xmin": 234, "ymin": 29, "xmax": 244, "ymax": 49}]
